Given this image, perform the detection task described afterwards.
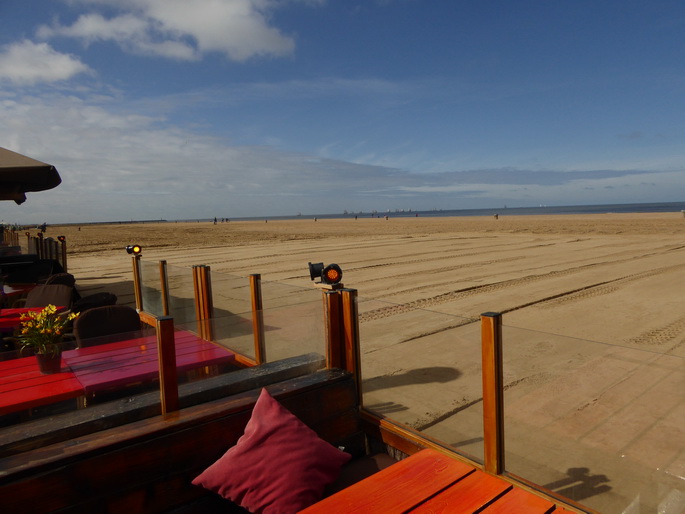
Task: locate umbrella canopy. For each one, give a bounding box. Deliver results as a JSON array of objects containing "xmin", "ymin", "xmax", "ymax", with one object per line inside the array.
[{"xmin": 0, "ymin": 147, "xmax": 62, "ymax": 204}]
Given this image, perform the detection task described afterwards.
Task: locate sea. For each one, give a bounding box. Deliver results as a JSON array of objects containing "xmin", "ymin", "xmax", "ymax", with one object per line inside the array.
[
  {"xmin": 226, "ymin": 201, "xmax": 685, "ymax": 223},
  {"xmin": 66, "ymin": 201, "xmax": 685, "ymax": 226}
]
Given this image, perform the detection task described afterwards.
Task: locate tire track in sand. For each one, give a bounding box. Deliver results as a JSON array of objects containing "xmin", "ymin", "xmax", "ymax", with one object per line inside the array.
[{"xmin": 360, "ymin": 263, "xmax": 685, "ymax": 322}]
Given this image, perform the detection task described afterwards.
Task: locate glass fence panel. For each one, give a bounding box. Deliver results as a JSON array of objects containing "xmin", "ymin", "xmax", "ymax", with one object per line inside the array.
[
  {"xmin": 501, "ymin": 324, "xmax": 684, "ymax": 513},
  {"xmin": 357, "ymin": 296, "xmax": 483, "ymax": 463},
  {"xmin": 165, "ymin": 263, "xmax": 198, "ymax": 325},
  {"xmin": 209, "ymin": 298, "xmax": 325, "ymax": 363},
  {"xmin": 139, "ymin": 259, "xmax": 164, "ymax": 317},
  {"xmin": 260, "ymin": 280, "xmax": 322, "ymax": 309},
  {"xmin": 210, "ymin": 272, "xmax": 253, "ymax": 320}
]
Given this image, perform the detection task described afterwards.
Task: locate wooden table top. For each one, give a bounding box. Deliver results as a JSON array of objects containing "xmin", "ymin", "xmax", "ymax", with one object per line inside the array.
[
  {"xmin": 302, "ymin": 449, "xmax": 577, "ymax": 513},
  {"xmin": 0, "ymin": 331, "xmax": 234, "ymax": 416}
]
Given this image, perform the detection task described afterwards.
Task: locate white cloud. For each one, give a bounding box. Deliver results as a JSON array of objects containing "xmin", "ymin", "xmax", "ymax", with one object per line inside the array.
[
  {"xmin": 0, "ymin": 40, "xmax": 91, "ymax": 84},
  {"xmin": 38, "ymin": 0, "xmax": 296, "ymax": 61}
]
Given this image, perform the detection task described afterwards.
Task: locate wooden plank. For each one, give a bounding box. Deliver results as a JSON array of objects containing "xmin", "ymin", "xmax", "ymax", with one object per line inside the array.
[
  {"xmin": 412, "ymin": 470, "xmax": 512, "ymax": 512},
  {"xmin": 481, "ymin": 486, "xmax": 555, "ymax": 513},
  {"xmin": 301, "ymin": 449, "xmax": 475, "ymax": 513}
]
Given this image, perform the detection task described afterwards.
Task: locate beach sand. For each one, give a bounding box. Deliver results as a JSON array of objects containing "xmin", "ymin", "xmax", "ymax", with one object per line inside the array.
[
  {"xmin": 60, "ymin": 211, "xmax": 685, "ymax": 353},
  {"xmin": 57, "ymin": 212, "xmax": 685, "ymax": 512}
]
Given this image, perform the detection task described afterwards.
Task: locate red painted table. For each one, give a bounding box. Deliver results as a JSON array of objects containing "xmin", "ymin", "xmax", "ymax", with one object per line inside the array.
[
  {"xmin": 0, "ymin": 331, "xmax": 234, "ymax": 416},
  {"xmin": 0, "ymin": 355, "xmax": 83, "ymax": 415},
  {"xmin": 302, "ymin": 449, "xmax": 576, "ymax": 513},
  {"xmin": 0, "ymin": 307, "xmax": 47, "ymax": 331},
  {"xmin": 63, "ymin": 331, "xmax": 235, "ymax": 393}
]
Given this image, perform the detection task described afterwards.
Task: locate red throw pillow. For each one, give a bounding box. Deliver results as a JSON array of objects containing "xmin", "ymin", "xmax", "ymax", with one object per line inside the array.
[{"xmin": 192, "ymin": 388, "xmax": 351, "ymax": 513}]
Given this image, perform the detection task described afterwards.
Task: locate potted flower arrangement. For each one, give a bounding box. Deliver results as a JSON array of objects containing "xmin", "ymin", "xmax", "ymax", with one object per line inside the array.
[{"xmin": 18, "ymin": 304, "xmax": 79, "ymax": 374}]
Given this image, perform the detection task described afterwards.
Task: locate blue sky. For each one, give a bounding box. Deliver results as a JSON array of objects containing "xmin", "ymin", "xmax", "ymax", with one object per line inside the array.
[{"xmin": 1, "ymin": 0, "xmax": 684, "ymax": 223}]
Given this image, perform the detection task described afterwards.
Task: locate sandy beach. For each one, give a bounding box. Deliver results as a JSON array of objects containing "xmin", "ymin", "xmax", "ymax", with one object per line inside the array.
[
  {"xmin": 59, "ymin": 211, "xmax": 685, "ymax": 354},
  {"xmin": 57, "ymin": 212, "xmax": 684, "ymax": 512}
]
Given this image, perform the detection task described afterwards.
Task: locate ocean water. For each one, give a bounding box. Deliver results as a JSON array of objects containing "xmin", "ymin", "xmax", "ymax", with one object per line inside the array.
[{"xmin": 229, "ymin": 201, "xmax": 685, "ymax": 222}]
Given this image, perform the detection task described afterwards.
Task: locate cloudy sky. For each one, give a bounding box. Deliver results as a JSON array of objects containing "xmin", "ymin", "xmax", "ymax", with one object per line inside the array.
[{"xmin": 1, "ymin": 0, "xmax": 684, "ymax": 223}]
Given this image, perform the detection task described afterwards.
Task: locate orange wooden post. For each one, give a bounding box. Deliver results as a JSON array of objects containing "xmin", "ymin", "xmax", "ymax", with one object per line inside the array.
[
  {"xmin": 341, "ymin": 288, "xmax": 362, "ymax": 407},
  {"xmin": 131, "ymin": 254, "xmax": 143, "ymax": 312},
  {"xmin": 193, "ymin": 265, "xmax": 214, "ymax": 340},
  {"xmin": 324, "ymin": 290, "xmax": 343, "ymax": 369},
  {"xmin": 481, "ymin": 312, "xmax": 505, "ymax": 475},
  {"xmin": 156, "ymin": 316, "xmax": 179, "ymax": 414},
  {"xmin": 159, "ymin": 260, "xmax": 170, "ymax": 316},
  {"xmin": 250, "ymin": 274, "xmax": 266, "ymax": 364}
]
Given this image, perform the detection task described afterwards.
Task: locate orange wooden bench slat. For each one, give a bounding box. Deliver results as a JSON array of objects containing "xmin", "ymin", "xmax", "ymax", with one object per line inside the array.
[
  {"xmin": 411, "ymin": 469, "xmax": 512, "ymax": 513},
  {"xmin": 300, "ymin": 449, "xmax": 474, "ymax": 513},
  {"xmin": 480, "ymin": 483, "xmax": 556, "ymax": 513}
]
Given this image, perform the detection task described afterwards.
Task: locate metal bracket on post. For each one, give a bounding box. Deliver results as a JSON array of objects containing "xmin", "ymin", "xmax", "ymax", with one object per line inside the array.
[
  {"xmin": 156, "ymin": 316, "xmax": 179, "ymax": 415},
  {"xmin": 250, "ymin": 274, "xmax": 266, "ymax": 364},
  {"xmin": 481, "ymin": 312, "xmax": 505, "ymax": 475}
]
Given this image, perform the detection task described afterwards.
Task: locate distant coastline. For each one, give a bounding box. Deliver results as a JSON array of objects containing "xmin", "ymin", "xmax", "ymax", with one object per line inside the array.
[{"xmin": 41, "ymin": 200, "xmax": 685, "ymax": 227}]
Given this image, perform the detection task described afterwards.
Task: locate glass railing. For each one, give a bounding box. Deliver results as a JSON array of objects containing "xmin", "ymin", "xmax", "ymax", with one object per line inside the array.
[
  {"xmin": 209, "ymin": 280, "xmax": 324, "ymax": 363},
  {"xmin": 499, "ymin": 324, "xmax": 684, "ymax": 513},
  {"xmin": 139, "ymin": 259, "xmax": 164, "ymax": 317},
  {"xmin": 0, "ymin": 282, "xmax": 328, "ymax": 444},
  {"xmin": 165, "ymin": 263, "xmax": 200, "ymax": 324},
  {"xmin": 357, "ymin": 296, "xmax": 483, "ymax": 463}
]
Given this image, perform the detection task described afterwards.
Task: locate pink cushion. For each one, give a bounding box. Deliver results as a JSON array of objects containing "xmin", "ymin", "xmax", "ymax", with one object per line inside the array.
[{"xmin": 192, "ymin": 388, "xmax": 351, "ymax": 513}]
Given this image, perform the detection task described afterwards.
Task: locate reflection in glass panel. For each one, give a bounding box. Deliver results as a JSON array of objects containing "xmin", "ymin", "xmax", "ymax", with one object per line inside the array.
[
  {"xmin": 210, "ymin": 272, "xmax": 252, "ymax": 320},
  {"xmin": 357, "ymin": 296, "xmax": 483, "ymax": 463},
  {"xmin": 139, "ymin": 259, "xmax": 164, "ymax": 316},
  {"xmin": 165, "ymin": 263, "xmax": 197, "ymax": 324},
  {"xmin": 501, "ymin": 324, "xmax": 684, "ymax": 513},
  {"xmin": 210, "ymin": 299, "xmax": 324, "ymax": 364}
]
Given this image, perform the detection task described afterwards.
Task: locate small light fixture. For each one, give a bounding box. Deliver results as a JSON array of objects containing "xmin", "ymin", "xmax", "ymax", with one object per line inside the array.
[
  {"xmin": 308, "ymin": 262, "xmax": 343, "ymax": 285},
  {"xmin": 57, "ymin": 235, "xmax": 66, "ymax": 242},
  {"xmin": 126, "ymin": 244, "xmax": 142, "ymax": 255},
  {"xmin": 25, "ymin": 231, "xmax": 30, "ymax": 236}
]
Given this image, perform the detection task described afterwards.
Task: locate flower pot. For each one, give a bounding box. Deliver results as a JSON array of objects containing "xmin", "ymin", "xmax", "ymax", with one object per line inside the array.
[{"xmin": 36, "ymin": 351, "xmax": 62, "ymax": 374}]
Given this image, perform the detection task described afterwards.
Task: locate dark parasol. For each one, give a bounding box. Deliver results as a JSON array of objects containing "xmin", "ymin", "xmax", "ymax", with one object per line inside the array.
[{"xmin": 0, "ymin": 147, "xmax": 62, "ymax": 204}]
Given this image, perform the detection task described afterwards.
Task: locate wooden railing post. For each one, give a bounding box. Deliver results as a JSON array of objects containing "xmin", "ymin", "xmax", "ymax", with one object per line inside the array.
[
  {"xmin": 324, "ymin": 290, "xmax": 343, "ymax": 369},
  {"xmin": 341, "ymin": 288, "xmax": 362, "ymax": 407},
  {"xmin": 156, "ymin": 316, "xmax": 179, "ymax": 414},
  {"xmin": 60, "ymin": 237, "xmax": 68, "ymax": 272},
  {"xmin": 159, "ymin": 260, "xmax": 170, "ymax": 316},
  {"xmin": 131, "ymin": 254, "xmax": 143, "ymax": 312},
  {"xmin": 250, "ymin": 274, "xmax": 266, "ymax": 364},
  {"xmin": 481, "ymin": 312, "xmax": 505, "ymax": 475},
  {"xmin": 192, "ymin": 265, "xmax": 214, "ymax": 340}
]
